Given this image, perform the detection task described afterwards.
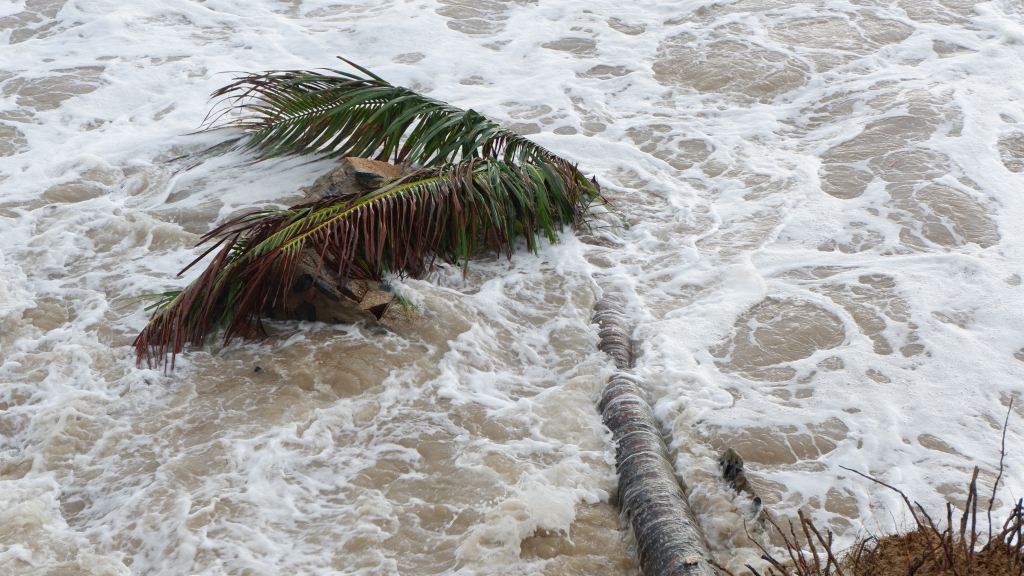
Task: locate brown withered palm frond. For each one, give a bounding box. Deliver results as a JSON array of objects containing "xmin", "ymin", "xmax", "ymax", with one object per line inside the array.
[{"xmin": 136, "ymin": 156, "xmax": 600, "ymax": 368}]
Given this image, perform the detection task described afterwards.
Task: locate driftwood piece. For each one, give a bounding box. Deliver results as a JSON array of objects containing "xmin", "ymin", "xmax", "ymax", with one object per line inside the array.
[{"xmin": 594, "ymin": 298, "xmax": 719, "ymax": 576}]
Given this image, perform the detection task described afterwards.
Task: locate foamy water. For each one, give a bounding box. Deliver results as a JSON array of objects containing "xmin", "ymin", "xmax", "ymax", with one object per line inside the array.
[{"xmin": 2, "ymin": 0, "xmax": 1023, "ymax": 573}]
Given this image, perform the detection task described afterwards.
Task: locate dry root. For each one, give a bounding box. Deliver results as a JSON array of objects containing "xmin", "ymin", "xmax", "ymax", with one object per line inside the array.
[{"xmin": 719, "ymin": 401, "xmax": 1022, "ymax": 576}]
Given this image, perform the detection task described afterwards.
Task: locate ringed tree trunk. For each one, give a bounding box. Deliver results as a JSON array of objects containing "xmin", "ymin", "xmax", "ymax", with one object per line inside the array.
[{"xmin": 594, "ymin": 298, "xmax": 719, "ymax": 576}]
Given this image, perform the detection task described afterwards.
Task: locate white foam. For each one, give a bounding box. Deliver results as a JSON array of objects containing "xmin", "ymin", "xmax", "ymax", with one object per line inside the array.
[{"xmin": 2, "ymin": 0, "xmax": 1023, "ymax": 573}]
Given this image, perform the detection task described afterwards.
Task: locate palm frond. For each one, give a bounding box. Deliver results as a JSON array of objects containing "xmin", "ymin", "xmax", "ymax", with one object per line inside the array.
[
  {"xmin": 137, "ymin": 60, "xmax": 602, "ymax": 368},
  {"xmin": 135, "ymin": 157, "xmax": 598, "ymax": 367},
  {"xmin": 203, "ymin": 59, "xmax": 578, "ymax": 172}
]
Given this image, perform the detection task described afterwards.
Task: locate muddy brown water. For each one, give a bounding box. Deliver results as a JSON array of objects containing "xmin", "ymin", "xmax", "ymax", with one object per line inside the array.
[{"xmin": 1, "ymin": 0, "xmax": 1022, "ymax": 574}]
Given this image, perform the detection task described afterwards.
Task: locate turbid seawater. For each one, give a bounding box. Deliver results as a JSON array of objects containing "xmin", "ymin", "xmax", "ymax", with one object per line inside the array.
[{"xmin": 1, "ymin": 0, "xmax": 1023, "ymax": 574}]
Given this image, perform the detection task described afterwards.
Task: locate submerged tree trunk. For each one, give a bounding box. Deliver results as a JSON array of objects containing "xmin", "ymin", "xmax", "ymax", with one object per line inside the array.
[{"xmin": 594, "ymin": 298, "xmax": 719, "ymax": 576}]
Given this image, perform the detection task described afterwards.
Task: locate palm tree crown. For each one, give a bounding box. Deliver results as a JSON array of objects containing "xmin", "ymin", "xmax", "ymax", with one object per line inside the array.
[{"xmin": 135, "ymin": 59, "xmax": 601, "ymax": 368}]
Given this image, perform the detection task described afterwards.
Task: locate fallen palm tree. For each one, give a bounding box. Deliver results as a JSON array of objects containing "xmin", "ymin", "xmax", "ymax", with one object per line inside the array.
[
  {"xmin": 594, "ymin": 297, "xmax": 720, "ymax": 576},
  {"xmin": 135, "ymin": 60, "xmax": 600, "ymax": 367}
]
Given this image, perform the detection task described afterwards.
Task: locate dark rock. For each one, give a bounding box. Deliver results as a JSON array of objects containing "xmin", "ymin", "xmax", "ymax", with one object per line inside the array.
[
  {"xmin": 293, "ymin": 301, "xmax": 317, "ymax": 322},
  {"xmin": 355, "ymin": 170, "xmax": 385, "ymax": 188},
  {"xmin": 292, "ymin": 272, "xmax": 315, "ymax": 293},
  {"xmin": 719, "ymin": 447, "xmax": 757, "ymax": 499}
]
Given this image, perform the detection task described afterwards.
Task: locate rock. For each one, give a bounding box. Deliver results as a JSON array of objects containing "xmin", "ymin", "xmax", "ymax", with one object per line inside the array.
[
  {"xmin": 264, "ymin": 157, "xmax": 411, "ymax": 327},
  {"xmin": 719, "ymin": 448, "xmax": 763, "ymax": 520},
  {"xmin": 360, "ymin": 287, "xmax": 395, "ymax": 320},
  {"xmin": 305, "ymin": 156, "xmax": 406, "ymax": 203},
  {"xmin": 264, "ymin": 249, "xmax": 379, "ymax": 326},
  {"xmin": 339, "ymin": 278, "xmax": 369, "ymax": 302},
  {"xmin": 263, "ymin": 158, "xmax": 412, "ymax": 328},
  {"xmin": 719, "ymin": 448, "xmax": 757, "ymax": 499}
]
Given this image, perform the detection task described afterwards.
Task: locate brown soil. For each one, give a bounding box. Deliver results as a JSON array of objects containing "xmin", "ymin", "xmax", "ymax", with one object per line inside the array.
[{"xmin": 851, "ymin": 529, "xmax": 1024, "ymax": 576}]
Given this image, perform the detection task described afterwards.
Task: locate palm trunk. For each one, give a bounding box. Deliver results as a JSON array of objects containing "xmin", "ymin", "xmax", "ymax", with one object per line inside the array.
[{"xmin": 594, "ymin": 298, "xmax": 719, "ymax": 576}]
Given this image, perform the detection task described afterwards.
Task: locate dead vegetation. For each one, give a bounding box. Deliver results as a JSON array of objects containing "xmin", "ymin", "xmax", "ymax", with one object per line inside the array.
[{"xmin": 719, "ymin": 401, "xmax": 1022, "ymax": 576}]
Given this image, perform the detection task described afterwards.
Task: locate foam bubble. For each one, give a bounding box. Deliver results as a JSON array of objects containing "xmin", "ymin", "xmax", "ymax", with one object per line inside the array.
[{"xmin": 2, "ymin": 0, "xmax": 1023, "ymax": 573}]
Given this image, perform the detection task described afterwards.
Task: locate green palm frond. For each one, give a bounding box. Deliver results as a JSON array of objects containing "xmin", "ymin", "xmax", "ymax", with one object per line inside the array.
[
  {"xmin": 137, "ymin": 60, "xmax": 601, "ymax": 368},
  {"xmin": 135, "ymin": 157, "xmax": 599, "ymax": 367},
  {"xmin": 204, "ymin": 58, "xmax": 569, "ymax": 171}
]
